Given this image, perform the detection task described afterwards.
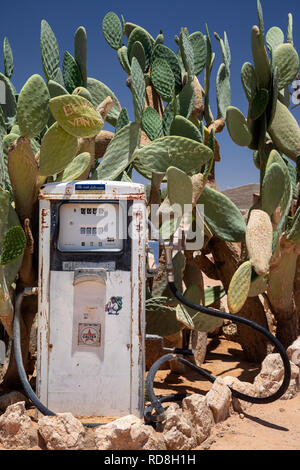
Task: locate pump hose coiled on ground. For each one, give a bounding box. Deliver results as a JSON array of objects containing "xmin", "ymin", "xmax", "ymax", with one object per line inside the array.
[{"xmin": 144, "ymin": 280, "xmax": 292, "ymax": 424}]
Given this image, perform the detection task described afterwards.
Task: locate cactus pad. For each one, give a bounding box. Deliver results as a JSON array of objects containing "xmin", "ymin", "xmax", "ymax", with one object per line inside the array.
[
  {"xmin": 130, "ymin": 57, "xmax": 146, "ymax": 122},
  {"xmin": 269, "ymin": 100, "xmax": 300, "ymax": 160},
  {"xmin": 3, "ymin": 37, "xmax": 13, "ymax": 79},
  {"xmin": 49, "ymin": 94, "xmax": 104, "ymax": 138},
  {"xmin": 226, "ymin": 106, "xmax": 252, "ymax": 147},
  {"xmin": 273, "ymin": 43, "xmax": 299, "ymax": 90},
  {"xmin": 250, "ymin": 88, "xmax": 269, "ymax": 120},
  {"xmin": 39, "ymin": 123, "xmax": 78, "ymax": 176},
  {"xmin": 62, "ymin": 51, "xmax": 83, "ymax": 93},
  {"xmin": 266, "ymin": 27, "xmax": 284, "ymax": 52},
  {"xmin": 17, "ymin": 74, "xmax": 50, "ymax": 138},
  {"xmin": 127, "ymin": 27, "xmax": 153, "ymax": 71},
  {"xmin": 241, "ymin": 62, "xmax": 257, "ymax": 102},
  {"xmin": 74, "ymin": 26, "xmax": 87, "ymax": 87},
  {"xmin": 60, "ymin": 152, "xmax": 92, "ymax": 182},
  {"xmin": 227, "ymin": 261, "xmax": 252, "ymax": 314},
  {"xmin": 40, "ymin": 20, "xmax": 60, "ymax": 82},
  {"xmin": 151, "ymin": 44, "xmax": 182, "ymax": 94},
  {"xmin": 262, "ymin": 162, "xmax": 285, "ymax": 216},
  {"xmin": 141, "ymin": 107, "xmax": 162, "ymax": 141},
  {"xmin": 102, "ymin": 12, "xmax": 123, "ymax": 51},
  {"xmin": 115, "ymin": 107, "xmax": 130, "ymax": 133},
  {"xmin": 170, "ymin": 115, "xmax": 203, "ymax": 143},
  {"xmin": 167, "ymin": 166, "xmax": 192, "ymax": 211},
  {"xmin": 86, "ymin": 77, "xmax": 121, "ymax": 126},
  {"xmin": 189, "ymin": 31, "xmax": 207, "ymax": 76},
  {"xmin": 197, "ymin": 184, "xmax": 246, "ymax": 242},
  {"xmin": 0, "ymin": 226, "xmax": 26, "ymax": 266},
  {"xmin": 150, "ymin": 58, "xmax": 175, "ymax": 103},
  {"xmin": 246, "ymin": 209, "xmax": 273, "ymax": 276},
  {"xmin": 132, "ymin": 136, "xmax": 213, "ymax": 179}
]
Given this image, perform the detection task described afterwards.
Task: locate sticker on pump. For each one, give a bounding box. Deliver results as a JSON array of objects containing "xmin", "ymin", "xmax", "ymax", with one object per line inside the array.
[
  {"xmin": 75, "ymin": 183, "xmax": 106, "ymax": 194},
  {"xmin": 78, "ymin": 323, "xmax": 101, "ymax": 346}
]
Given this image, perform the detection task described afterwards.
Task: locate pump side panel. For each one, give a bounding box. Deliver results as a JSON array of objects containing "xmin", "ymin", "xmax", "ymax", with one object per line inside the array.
[{"xmin": 47, "ymin": 270, "xmax": 132, "ymax": 416}]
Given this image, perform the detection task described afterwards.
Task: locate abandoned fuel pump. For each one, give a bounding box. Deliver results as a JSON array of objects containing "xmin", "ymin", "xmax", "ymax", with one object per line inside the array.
[
  {"xmin": 13, "ymin": 180, "xmax": 292, "ymax": 427},
  {"xmin": 37, "ymin": 180, "xmax": 146, "ymax": 418}
]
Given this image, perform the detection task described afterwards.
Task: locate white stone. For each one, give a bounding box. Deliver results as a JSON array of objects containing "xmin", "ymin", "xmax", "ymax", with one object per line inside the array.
[
  {"xmin": 205, "ymin": 377, "xmax": 232, "ymax": 423},
  {"xmin": 254, "ymin": 353, "xmax": 300, "ymax": 400},
  {"xmin": 223, "ymin": 376, "xmax": 256, "ymax": 412},
  {"xmin": 287, "ymin": 336, "xmax": 300, "ymax": 369},
  {"xmin": 95, "ymin": 414, "xmax": 166, "ymax": 450},
  {"xmin": 38, "ymin": 412, "xmax": 85, "ymax": 450},
  {"xmin": 182, "ymin": 394, "xmax": 214, "ymax": 444},
  {"xmin": 157, "ymin": 403, "xmax": 197, "ymax": 450},
  {"xmin": 0, "ymin": 401, "xmax": 38, "ymax": 449}
]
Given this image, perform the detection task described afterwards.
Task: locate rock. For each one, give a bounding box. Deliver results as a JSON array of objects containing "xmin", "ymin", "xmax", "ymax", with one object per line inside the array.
[
  {"xmin": 223, "ymin": 376, "xmax": 257, "ymax": 412},
  {"xmin": 145, "ymin": 335, "xmax": 165, "ymax": 371},
  {"xmin": 0, "ymin": 401, "xmax": 38, "ymax": 449},
  {"xmin": 190, "ymin": 331, "xmax": 207, "ymax": 366},
  {"xmin": 182, "ymin": 394, "xmax": 214, "ymax": 444},
  {"xmin": 205, "ymin": 377, "xmax": 232, "ymax": 423},
  {"xmin": 0, "ymin": 391, "xmax": 28, "ymax": 411},
  {"xmin": 287, "ymin": 336, "xmax": 300, "ymax": 369},
  {"xmin": 156, "ymin": 403, "xmax": 197, "ymax": 450},
  {"xmin": 254, "ymin": 353, "xmax": 300, "ymax": 400},
  {"xmin": 38, "ymin": 413, "xmax": 85, "ymax": 450},
  {"xmin": 95, "ymin": 415, "xmax": 166, "ymax": 450}
]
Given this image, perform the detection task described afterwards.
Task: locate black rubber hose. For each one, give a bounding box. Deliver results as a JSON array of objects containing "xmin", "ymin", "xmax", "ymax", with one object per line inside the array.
[
  {"xmin": 13, "ymin": 289, "xmax": 102, "ymax": 428},
  {"xmin": 144, "ymin": 282, "xmax": 292, "ymax": 423}
]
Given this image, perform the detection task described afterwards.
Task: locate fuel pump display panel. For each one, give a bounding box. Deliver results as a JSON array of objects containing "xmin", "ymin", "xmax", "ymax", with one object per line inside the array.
[{"xmin": 57, "ymin": 202, "xmax": 125, "ymax": 252}]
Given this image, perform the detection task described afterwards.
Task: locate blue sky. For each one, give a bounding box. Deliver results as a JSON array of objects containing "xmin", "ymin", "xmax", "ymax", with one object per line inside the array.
[{"xmin": 1, "ymin": 0, "xmax": 299, "ymax": 190}]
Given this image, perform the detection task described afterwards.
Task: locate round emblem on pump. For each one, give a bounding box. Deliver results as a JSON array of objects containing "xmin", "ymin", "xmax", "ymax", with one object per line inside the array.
[{"xmin": 78, "ymin": 323, "xmax": 101, "ymax": 346}]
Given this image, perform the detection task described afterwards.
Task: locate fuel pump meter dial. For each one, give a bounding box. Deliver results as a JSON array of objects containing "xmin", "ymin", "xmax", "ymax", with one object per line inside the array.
[{"xmin": 57, "ymin": 202, "xmax": 125, "ymax": 252}]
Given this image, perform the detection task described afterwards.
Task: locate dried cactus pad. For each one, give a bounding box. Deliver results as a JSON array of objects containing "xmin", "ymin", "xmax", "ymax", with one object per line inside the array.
[
  {"xmin": 49, "ymin": 95, "xmax": 104, "ymax": 138},
  {"xmin": 227, "ymin": 261, "xmax": 252, "ymax": 314},
  {"xmin": 246, "ymin": 209, "xmax": 273, "ymax": 276},
  {"xmin": 17, "ymin": 74, "xmax": 50, "ymax": 138},
  {"xmin": 0, "ymin": 226, "xmax": 26, "ymax": 265}
]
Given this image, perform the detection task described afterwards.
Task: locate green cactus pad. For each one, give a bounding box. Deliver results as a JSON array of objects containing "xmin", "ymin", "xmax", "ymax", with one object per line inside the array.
[
  {"xmin": 151, "ymin": 44, "xmax": 182, "ymax": 95},
  {"xmin": 226, "ymin": 106, "xmax": 252, "ymax": 147},
  {"xmin": 128, "ymin": 27, "xmax": 153, "ymax": 71},
  {"xmin": 48, "ymin": 80, "xmax": 69, "ymax": 98},
  {"xmin": 266, "ymin": 150, "xmax": 292, "ymax": 228},
  {"xmin": 250, "ymin": 88, "xmax": 269, "ymax": 120},
  {"xmin": 267, "ymin": 65, "xmax": 279, "ymax": 129},
  {"xmin": 115, "ymin": 107, "xmax": 130, "ymax": 133},
  {"xmin": 93, "ymin": 122, "xmax": 141, "ymax": 180},
  {"xmin": 141, "ymin": 107, "xmax": 162, "ymax": 141},
  {"xmin": 17, "ymin": 74, "xmax": 50, "ymax": 138},
  {"xmin": 227, "ymin": 261, "xmax": 252, "ymax": 314},
  {"xmin": 74, "ymin": 26, "xmax": 87, "ymax": 87},
  {"xmin": 162, "ymin": 98, "xmax": 179, "ymax": 136},
  {"xmin": 40, "ymin": 20, "xmax": 60, "ymax": 82},
  {"xmin": 170, "ymin": 115, "xmax": 203, "ymax": 143},
  {"xmin": 151, "ymin": 58, "xmax": 175, "ymax": 103},
  {"xmin": 266, "ymin": 27, "xmax": 284, "ymax": 52},
  {"xmin": 197, "ymin": 185, "xmax": 246, "ymax": 242},
  {"xmin": 251, "ymin": 26, "xmax": 270, "ymax": 89},
  {"xmin": 130, "ymin": 57, "xmax": 146, "ymax": 122},
  {"xmin": 102, "ymin": 12, "xmax": 123, "ymax": 51},
  {"xmin": 246, "ymin": 209, "xmax": 273, "ymax": 276},
  {"xmin": 86, "ymin": 77, "xmax": 121, "ymax": 126},
  {"xmin": 124, "ymin": 23, "xmax": 155, "ymax": 43},
  {"xmin": 189, "ymin": 31, "xmax": 207, "ymax": 76},
  {"xmin": 273, "ymin": 43, "xmax": 299, "ymax": 90},
  {"xmin": 178, "ymin": 80, "xmax": 194, "ymax": 119},
  {"xmin": 287, "ymin": 13, "xmax": 293, "ymax": 44},
  {"xmin": 167, "ymin": 166, "xmax": 192, "ymax": 211},
  {"xmin": 72, "ymin": 87, "xmax": 93, "ymax": 103},
  {"xmin": 204, "ymin": 285, "xmax": 226, "ymax": 306},
  {"xmin": 0, "ymin": 226, "xmax": 26, "ymax": 266},
  {"xmin": 287, "ymin": 207, "xmax": 300, "ymax": 244},
  {"xmin": 216, "ymin": 63, "xmax": 231, "ymax": 120},
  {"xmin": 3, "ymin": 37, "xmax": 13, "ymax": 79},
  {"xmin": 60, "ymin": 152, "xmax": 92, "ymax": 182},
  {"xmin": 117, "ymin": 46, "xmax": 131, "ymax": 75},
  {"xmin": 0, "ymin": 73, "xmax": 17, "ymax": 126},
  {"xmin": 129, "ymin": 41, "xmax": 146, "ymax": 71},
  {"xmin": 269, "ymin": 100, "xmax": 300, "ymax": 160},
  {"xmin": 0, "ymin": 188, "xmax": 10, "ymax": 241},
  {"xmin": 49, "ymin": 94, "xmax": 104, "ymax": 138},
  {"xmin": 176, "ymin": 284, "xmax": 223, "ymax": 332},
  {"xmin": 179, "ymin": 28, "xmax": 194, "ymax": 78},
  {"xmin": 262, "ymin": 162, "xmax": 286, "ymax": 216},
  {"xmin": 132, "ymin": 136, "xmax": 213, "ymax": 179},
  {"xmin": 62, "ymin": 51, "xmax": 83, "ymax": 94},
  {"xmin": 39, "ymin": 123, "xmax": 78, "ymax": 176},
  {"xmin": 241, "ymin": 62, "xmax": 257, "ymax": 103},
  {"xmin": 146, "ymin": 301, "xmax": 183, "ymax": 337},
  {"xmin": 8, "ymin": 137, "xmax": 38, "ymax": 220}
]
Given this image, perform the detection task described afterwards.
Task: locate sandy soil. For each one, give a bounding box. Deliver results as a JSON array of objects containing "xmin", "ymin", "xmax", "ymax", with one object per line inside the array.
[{"xmin": 151, "ymin": 336, "xmax": 300, "ymax": 451}]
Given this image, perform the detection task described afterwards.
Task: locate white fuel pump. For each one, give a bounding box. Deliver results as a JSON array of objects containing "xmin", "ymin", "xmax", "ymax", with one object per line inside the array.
[{"xmin": 37, "ymin": 181, "xmax": 146, "ymax": 418}]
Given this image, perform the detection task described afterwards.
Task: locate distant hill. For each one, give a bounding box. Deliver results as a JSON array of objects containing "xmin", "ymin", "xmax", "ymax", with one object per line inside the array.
[{"xmin": 222, "ymin": 183, "xmax": 260, "ymax": 214}]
